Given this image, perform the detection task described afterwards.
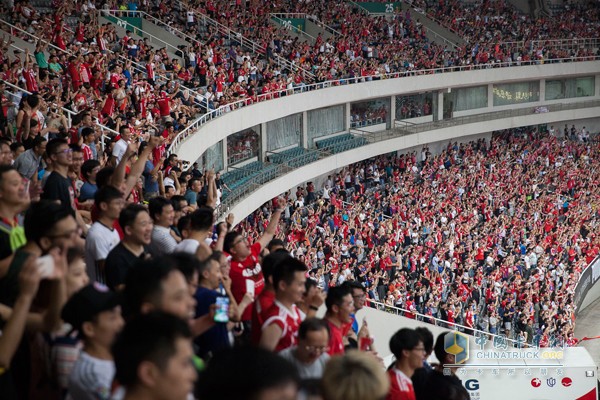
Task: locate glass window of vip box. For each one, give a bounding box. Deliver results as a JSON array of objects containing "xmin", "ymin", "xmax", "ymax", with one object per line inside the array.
[
  {"xmin": 493, "ymin": 82, "xmax": 540, "ymax": 106},
  {"xmin": 227, "ymin": 126, "xmax": 260, "ymax": 166},
  {"xmin": 545, "ymin": 77, "xmax": 595, "ymax": 100},
  {"xmin": 201, "ymin": 141, "xmax": 223, "ymax": 172},
  {"xmin": 350, "ymin": 98, "xmax": 390, "ymax": 129},
  {"xmin": 395, "ymin": 93, "xmax": 433, "ymax": 119},
  {"xmin": 444, "ymin": 86, "xmax": 487, "ymax": 112}
]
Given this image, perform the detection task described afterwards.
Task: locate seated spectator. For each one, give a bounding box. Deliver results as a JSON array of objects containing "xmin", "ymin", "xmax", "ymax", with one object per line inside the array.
[
  {"xmin": 85, "ymin": 186, "xmax": 124, "ymax": 284},
  {"xmin": 321, "ymin": 350, "xmax": 389, "ymax": 400},
  {"xmin": 260, "ymin": 256, "xmax": 306, "ymax": 352},
  {"xmin": 61, "ymin": 283, "xmax": 124, "ymax": 400},
  {"xmin": 112, "ymin": 312, "xmax": 197, "ymax": 400},
  {"xmin": 197, "ymin": 346, "xmax": 299, "ymax": 400},
  {"xmin": 279, "ymin": 317, "xmax": 331, "ymax": 380},
  {"xmin": 105, "ymin": 204, "xmax": 152, "ymax": 291},
  {"xmin": 148, "ymin": 197, "xmax": 177, "ymax": 257}
]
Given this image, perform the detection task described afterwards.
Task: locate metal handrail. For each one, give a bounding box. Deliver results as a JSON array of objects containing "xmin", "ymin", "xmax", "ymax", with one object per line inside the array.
[
  {"xmin": 103, "ymin": 10, "xmax": 183, "ymax": 56},
  {"xmin": 176, "ymin": 2, "xmax": 315, "ymax": 80},
  {"xmin": 115, "ymin": 9, "xmax": 203, "ymax": 47},
  {"xmin": 0, "ymin": 19, "xmax": 72, "ymax": 55},
  {"xmin": 167, "ymin": 55, "xmax": 600, "ymax": 155},
  {"xmin": 2, "ymin": 79, "xmax": 78, "ymax": 124},
  {"xmin": 270, "ymin": 14, "xmax": 316, "ymax": 41},
  {"xmin": 271, "ymin": 12, "xmax": 342, "ymax": 37}
]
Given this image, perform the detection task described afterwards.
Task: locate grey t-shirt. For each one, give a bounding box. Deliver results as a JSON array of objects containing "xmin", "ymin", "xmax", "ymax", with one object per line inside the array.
[{"xmin": 279, "ymin": 347, "xmax": 330, "ymax": 380}]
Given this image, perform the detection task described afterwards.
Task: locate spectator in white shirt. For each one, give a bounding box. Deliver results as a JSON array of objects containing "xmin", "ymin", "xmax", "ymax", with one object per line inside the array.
[
  {"xmin": 85, "ymin": 186, "xmax": 124, "ymax": 283},
  {"xmin": 148, "ymin": 196, "xmax": 177, "ymax": 257}
]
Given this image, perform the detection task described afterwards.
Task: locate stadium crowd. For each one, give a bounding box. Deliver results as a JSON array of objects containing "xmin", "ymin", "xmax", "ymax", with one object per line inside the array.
[{"xmin": 239, "ymin": 129, "xmax": 598, "ymax": 349}]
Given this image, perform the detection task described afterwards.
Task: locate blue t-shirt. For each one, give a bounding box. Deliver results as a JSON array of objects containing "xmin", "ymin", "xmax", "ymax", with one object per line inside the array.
[
  {"xmin": 194, "ymin": 287, "xmax": 230, "ymax": 359},
  {"xmin": 79, "ymin": 182, "xmax": 97, "ymax": 202},
  {"xmin": 143, "ymin": 161, "xmax": 159, "ymax": 193}
]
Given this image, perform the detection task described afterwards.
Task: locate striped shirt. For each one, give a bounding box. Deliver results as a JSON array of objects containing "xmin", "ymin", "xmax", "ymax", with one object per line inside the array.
[
  {"xmin": 149, "ymin": 225, "xmax": 177, "ymax": 257},
  {"xmin": 67, "ymin": 351, "xmax": 114, "ymax": 400}
]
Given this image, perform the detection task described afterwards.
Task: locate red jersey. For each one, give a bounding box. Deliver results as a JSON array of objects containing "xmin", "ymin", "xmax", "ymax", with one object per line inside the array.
[
  {"xmin": 229, "ymin": 241, "xmax": 265, "ymax": 321},
  {"xmin": 261, "ymin": 301, "xmax": 302, "ymax": 352},
  {"xmin": 326, "ymin": 319, "xmax": 350, "ymax": 355},
  {"xmin": 22, "ymin": 68, "xmax": 38, "ymax": 92},
  {"xmin": 82, "ymin": 143, "xmax": 93, "ymax": 161},
  {"xmin": 251, "ymin": 289, "xmax": 275, "ymax": 345},
  {"xmin": 386, "ymin": 368, "xmax": 416, "ymax": 400},
  {"xmin": 157, "ymin": 94, "xmax": 170, "ymax": 116}
]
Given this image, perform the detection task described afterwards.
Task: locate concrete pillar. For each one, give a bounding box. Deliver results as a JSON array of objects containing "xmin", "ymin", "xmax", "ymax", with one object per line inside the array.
[
  {"xmin": 302, "ymin": 111, "xmax": 308, "ymax": 148},
  {"xmin": 539, "ymin": 79, "xmax": 545, "ymax": 103},
  {"xmin": 260, "ymin": 122, "xmax": 268, "ymax": 161},
  {"xmin": 437, "ymin": 90, "xmax": 444, "ymax": 120},
  {"xmin": 390, "ymin": 95, "xmax": 396, "ymax": 126},
  {"xmin": 221, "ymin": 139, "xmax": 227, "ymax": 171},
  {"xmin": 346, "ymin": 102, "xmax": 351, "ymax": 131}
]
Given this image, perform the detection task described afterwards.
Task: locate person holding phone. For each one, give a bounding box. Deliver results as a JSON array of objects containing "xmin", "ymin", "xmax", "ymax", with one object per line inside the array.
[{"xmin": 193, "ymin": 255, "xmax": 232, "ymax": 359}]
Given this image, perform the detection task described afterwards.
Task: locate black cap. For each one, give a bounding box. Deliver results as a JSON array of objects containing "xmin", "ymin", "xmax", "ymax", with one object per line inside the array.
[{"xmin": 61, "ymin": 283, "xmax": 120, "ymax": 331}]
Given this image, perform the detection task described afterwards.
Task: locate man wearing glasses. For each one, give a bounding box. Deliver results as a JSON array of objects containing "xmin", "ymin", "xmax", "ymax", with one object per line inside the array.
[
  {"xmin": 41, "ymin": 139, "xmax": 75, "ymax": 211},
  {"xmin": 279, "ymin": 317, "xmax": 330, "ymax": 380},
  {"xmin": 387, "ymin": 328, "xmax": 426, "ymax": 400}
]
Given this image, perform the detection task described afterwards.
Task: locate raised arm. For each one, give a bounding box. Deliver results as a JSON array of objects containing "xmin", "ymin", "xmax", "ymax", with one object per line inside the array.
[{"xmin": 257, "ymin": 197, "xmax": 285, "ymax": 249}]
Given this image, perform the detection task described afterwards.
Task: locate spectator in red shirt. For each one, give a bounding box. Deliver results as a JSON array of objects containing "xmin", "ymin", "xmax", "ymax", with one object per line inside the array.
[
  {"xmin": 324, "ymin": 285, "xmax": 354, "ymax": 355},
  {"xmin": 222, "ymin": 197, "xmax": 286, "ymax": 326},
  {"xmin": 259, "ymin": 256, "xmax": 306, "ymax": 352}
]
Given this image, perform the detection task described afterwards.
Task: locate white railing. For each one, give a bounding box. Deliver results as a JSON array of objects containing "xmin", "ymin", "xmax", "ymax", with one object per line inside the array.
[
  {"xmin": 368, "ymin": 300, "xmax": 533, "ymax": 347},
  {"xmin": 167, "ymin": 55, "xmax": 600, "ymax": 155}
]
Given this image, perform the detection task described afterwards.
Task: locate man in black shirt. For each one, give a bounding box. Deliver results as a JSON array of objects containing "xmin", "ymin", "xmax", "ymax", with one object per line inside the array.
[
  {"xmin": 105, "ymin": 204, "xmax": 152, "ymax": 291},
  {"xmin": 41, "ymin": 138, "xmax": 75, "ymax": 212}
]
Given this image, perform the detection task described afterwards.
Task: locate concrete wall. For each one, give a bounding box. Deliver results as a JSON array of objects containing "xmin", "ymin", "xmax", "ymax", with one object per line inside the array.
[
  {"xmin": 305, "ymin": 19, "xmax": 334, "ymax": 41},
  {"xmin": 175, "ymin": 61, "xmax": 600, "ymax": 163},
  {"xmin": 139, "ymin": 18, "xmax": 191, "ymax": 61}
]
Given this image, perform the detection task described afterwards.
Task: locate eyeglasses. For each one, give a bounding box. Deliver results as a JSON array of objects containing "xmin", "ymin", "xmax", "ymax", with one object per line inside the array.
[
  {"xmin": 231, "ymin": 237, "xmax": 247, "ymax": 247},
  {"xmin": 47, "ymin": 227, "xmax": 82, "ymax": 240},
  {"xmin": 304, "ymin": 345, "xmax": 330, "ymax": 354},
  {"xmin": 54, "ymin": 148, "xmax": 73, "ymax": 155}
]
